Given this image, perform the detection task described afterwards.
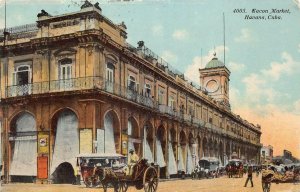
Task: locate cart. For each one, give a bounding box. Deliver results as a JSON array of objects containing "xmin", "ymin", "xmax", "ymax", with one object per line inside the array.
[
  {"xmin": 261, "ymin": 166, "xmax": 300, "ymax": 192},
  {"xmin": 77, "ymin": 153, "xmax": 126, "ymax": 188},
  {"xmin": 98, "ymin": 158, "xmax": 159, "ymax": 192}
]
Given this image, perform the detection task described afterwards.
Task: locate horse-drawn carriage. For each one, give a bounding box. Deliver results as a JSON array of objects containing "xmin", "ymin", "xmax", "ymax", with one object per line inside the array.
[
  {"xmin": 77, "ymin": 153, "xmax": 127, "ymax": 188},
  {"xmin": 261, "ymin": 164, "xmax": 300, "ymax": 192},
  {"xmin": 98, "ymin": 158, "xmax": 159, "ymax": 192},
  {"xmin": 191, "ymin": 157, "xmax": 220, "ymax": 179},
  {"xmin": 78, "ymin": 153, "xmax": 159, "ymax": 192},
  {"xmin": 225, "ymin": 159, "xmax": 243, "ymax": 178}
]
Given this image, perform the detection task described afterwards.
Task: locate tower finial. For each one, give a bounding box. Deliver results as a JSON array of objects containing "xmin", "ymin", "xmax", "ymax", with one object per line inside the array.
[{"xmin": 213, "ymin": 46, "xmax": 216, "ymax": 57}]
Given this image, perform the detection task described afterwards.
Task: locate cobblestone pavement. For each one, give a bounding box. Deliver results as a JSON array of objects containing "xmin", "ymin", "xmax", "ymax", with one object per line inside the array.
[{"xmin": 1, "ymin": 175, "xmax": 300, "ymax": 192}]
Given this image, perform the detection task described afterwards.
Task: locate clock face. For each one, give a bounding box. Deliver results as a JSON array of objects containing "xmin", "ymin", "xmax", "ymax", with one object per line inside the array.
[{"xmin": 206, "ymin": 80, "xmax": 219, "ymax": 93}]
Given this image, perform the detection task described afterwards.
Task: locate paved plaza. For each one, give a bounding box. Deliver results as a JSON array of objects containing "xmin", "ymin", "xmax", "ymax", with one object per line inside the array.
[{"xmin": 1, "ymin": 175, "xmax": 300, "ymax": 192}]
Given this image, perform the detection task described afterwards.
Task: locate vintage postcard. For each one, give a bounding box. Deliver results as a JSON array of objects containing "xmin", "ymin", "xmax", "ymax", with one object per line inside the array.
[{"xmin": 0, "ymin": 0, "xmax": 299, "ymax": 191}]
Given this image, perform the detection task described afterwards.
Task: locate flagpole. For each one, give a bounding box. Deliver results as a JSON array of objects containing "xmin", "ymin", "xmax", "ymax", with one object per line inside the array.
[{"xmin": 223, "ymin": 12, "xmax": 226, "ymax": 65}]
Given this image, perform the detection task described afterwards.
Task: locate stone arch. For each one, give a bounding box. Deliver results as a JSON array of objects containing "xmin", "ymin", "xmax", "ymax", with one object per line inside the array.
[
  {"xmin": 9, "ymin": 111, "xmax": 37, "ymax": 182},
  {"xmin": 168, "ymin": 126, "xmax": 178, "ymax": 176},
  {"xmin": 9, "ymin": 110, "xmax": 35, "ymax": 130},
  {"xmin": 127, "ymin": 116, "xmax": 140, "ymax": 155},
  {"xmin": 178, "ymin": 130, "xmax": 187, "ymax": 173},
  {"xmin": 209, "ymin": 138, "xmax": 214, "ymax": 157},
  {"xmin": 226, "ymin": 141, "xmax": 231, "ymax": 160},
  {"xmin": 128, "ymin": 116, "xmax": 139, "ymax": 138},
  {"xmin": 156, "ymin": 125, "xmax": 167, "ymax": 178},
  {"xmin": 187, "ymin": 132, "xmax": 195, "ymax": 174},
  {"xmin": 169, "ymin": 127, "xmax": 177, "ymax": 158},
  {"xmin": 219, "ymin": 140, "xmax": 224, "ymax": 165},
  {"xmin": 202, "ymin": 137, "xmax": 208, "ymax": 157},
  {"xmin": 143, "ymin": 120, "xmax": 154, "ymax": 163},
  {"xmin": 50, "ymin": 108, "xmax": 79, "ymax": 183},
  {"xmin": 104, "ymin": 53, "xmax": 119, "ymax": 64},
  {"xmin": 213, "ymin": 139, "xmax": 218, "ymax": 158},
  {"xmin": 51, "ymin": 162, "xmax": 76, "ymax": 184},
  {"xmin": 99, "ymin": 109, "xmax": 121, "ymax": 154}
]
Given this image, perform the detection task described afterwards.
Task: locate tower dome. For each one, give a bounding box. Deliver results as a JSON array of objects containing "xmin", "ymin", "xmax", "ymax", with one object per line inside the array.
[{"xmin": 205, "ymin": 53, "xmax": 224, "ymax": 69}]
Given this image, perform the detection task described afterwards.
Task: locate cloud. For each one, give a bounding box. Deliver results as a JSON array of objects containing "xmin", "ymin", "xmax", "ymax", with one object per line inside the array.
[
  {"xmin": 234, "ymin": 28, "xmax": 253, "ymax": 43},
  {"xmin": 239, "ymin": 52, "xmax": 299, "ymax": 105},
  {"xmin": 161, "ymin": 50, "xmax": 178, "ymax": 64},
  {"xmin": 227, "ymin": 61, "xmax": 245, "ymax": 72},
  {"xmin": 233, "ymin": 104, "xmax": 300, "ymax": 158},
  {"xmin": 172, "ymin": 29, "xmax": 188, "ymax": 40},
  {"xmin": 184, "ymin": 45, "xmax": 228, "ymax": 83},
  {"xmin": 294, "ymin": 99, "xmax": 300, "ymax": 114},
  {"xmin": 293, "ymin": 0, "xmax": 300, "ymax": 9},
  {"xmin": 151, "ymin": 24, "xmax": 163, "ymax": 36},
  {"xmin": 229, "ymin": 86, "xmax": 242, "ymax": 108},
  {"xmin": 261, "ymin": 52, "xmax": 299, "ymax": 81},
  {"xmin": 229, "ymin": 51, "xmax": 300, "ymax": 158},
  {"xmin": 298, "ymin": 44, "xmax": 300, "ymax": 52}
]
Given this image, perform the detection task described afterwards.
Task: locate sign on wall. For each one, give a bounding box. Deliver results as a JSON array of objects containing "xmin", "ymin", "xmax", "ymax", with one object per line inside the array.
[
  {"xmin": 38, "ymin": 132, "xmax": 49, "ymax": 154},
  {"xmin": 80, "ymin": 129, "xmax": 92, "ymax": 153},
  {"xmin": 122, "ymin": 133, "xmax": 128, "ymax": 155}
]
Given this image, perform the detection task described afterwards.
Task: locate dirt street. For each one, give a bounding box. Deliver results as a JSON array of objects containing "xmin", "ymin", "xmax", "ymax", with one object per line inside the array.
[{"xmin": 1, "ymin": 175, "xmax": 300, "ymax": 192}]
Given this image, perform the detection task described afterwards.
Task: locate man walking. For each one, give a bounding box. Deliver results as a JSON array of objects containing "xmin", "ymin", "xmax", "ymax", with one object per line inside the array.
[{"xmin": 244, "ymin": 166, "xmax": 253, "ymax": 187}]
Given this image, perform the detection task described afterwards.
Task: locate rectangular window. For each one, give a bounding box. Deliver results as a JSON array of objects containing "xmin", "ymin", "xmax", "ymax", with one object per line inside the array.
[
  {"xmin": 168, "ymin": 96, "xmax": 175, "ymax": 109},
  {"xmin": 158, "ymin": 89, "xmax": 164, "ymax": 104},
  {"xmin": 145, "ymin": 84, "xmax": 151, "ymax": 97},
  {"xmin": 60, "ymin": 64, "xmax": 72, "ymax": 80}
]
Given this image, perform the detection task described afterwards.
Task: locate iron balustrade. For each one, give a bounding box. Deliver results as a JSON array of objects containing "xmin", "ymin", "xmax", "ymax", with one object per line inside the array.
[
  {"xmin": 183, "ymin": 113, "xmax": 192, "ymax": 122},
  {"xmin": 6, "ymin": 76, "xmax": 159, "ymax": 109},
  {"xmin": 5, "ymin": 76, "xmax": 243, "ymax": 141}
]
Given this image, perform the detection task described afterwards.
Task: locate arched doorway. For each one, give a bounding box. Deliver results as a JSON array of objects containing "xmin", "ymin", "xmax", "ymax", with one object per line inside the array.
[
  {"xmin": 168, "ymin": 128, "xmax": 177, "ymax": 176},
  {"xmin": 178, "ymin": 130, "xmax": 187, "ymax": 173},
  {"xmin": 156, "ymin": 125, "xmax": 166, "ymax": 178},
  {"xmin": 97, "ymin": 110, "xmax": 120, "ymax": 154},
  {"xmin": 219, "ymin": 141, "xmax": 224, "ymax": 165},
  {"xmin": 52, "ymin": 162, "xmax": 75, "ymax": 184},
  {"xmin": 127, "ymin": 117, "xmax": 140, "ymax": 157},
  {"xmin": 226, "ymin": 142, "xmax": 231, "ymax": 161},
  {"xmin": 202, "ymin": 137, "xmax": 208, "ymax": 157},
  {"xmin": 143, "ymin": 121, "xmax": 154, "ymax": 163},
  {"xmin": 213, "ymin": 140, "xmax": 218, "ymax": 158},
  {"xmin": 50, "ymin": 109, "xmax": 78, "ymax": 183},
  {"xmin": 186, "ymin": 133, "xmax": 194, "ymax": 174},
  {"xmin": 10, "ymin": 112, "xmax": 37, "ymax": 182}
]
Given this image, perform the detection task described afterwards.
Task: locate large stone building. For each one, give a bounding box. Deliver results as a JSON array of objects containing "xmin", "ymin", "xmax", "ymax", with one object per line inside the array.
[
  {"xmin": 261, "ymin": 145, "xmax": 273, "ymax": 163},
  {"xmin": 0, "ymin": 1, "xmax": 261, "ymax": 183}
]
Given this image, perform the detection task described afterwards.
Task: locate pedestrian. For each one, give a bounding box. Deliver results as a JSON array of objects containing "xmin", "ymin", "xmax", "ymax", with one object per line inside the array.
[{"xmin": 244, "ymin": 166, "xmax": 253, "ymax": 187}]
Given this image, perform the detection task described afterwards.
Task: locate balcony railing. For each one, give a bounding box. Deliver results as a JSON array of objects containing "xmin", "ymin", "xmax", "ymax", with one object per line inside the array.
[
  {"xmin": 5, "ymin": 76, "xmax": 248, "ymax": 142},
  {"xmin": 6, "ymin": 76, "xmax": 159, "ymax": 110}
]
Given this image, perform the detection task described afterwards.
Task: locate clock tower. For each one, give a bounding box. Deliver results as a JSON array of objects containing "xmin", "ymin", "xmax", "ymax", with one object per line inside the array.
[{"xmin": 199, "ymin": 53, "xmax": 231, "ymax": 109}]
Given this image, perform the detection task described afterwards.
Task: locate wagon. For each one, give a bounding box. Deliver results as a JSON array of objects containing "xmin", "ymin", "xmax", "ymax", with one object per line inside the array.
[
  {"xmin": 192, "ymin": 157, "xmax": 220, "ymax": 179},
  {"xmin": 77, "ymin": 153, "xmax": 127, "ymax": 188},
  {"xmin": 261, "ymin": 164, "xmax": 300, "ymax": 192},
  {"xmin": 97, "ymin": 158, "xmax": 159, "ymax": 192},
  {"xmin": 225, "ymin": 159, "xmax": 243, "ymax": 178}
]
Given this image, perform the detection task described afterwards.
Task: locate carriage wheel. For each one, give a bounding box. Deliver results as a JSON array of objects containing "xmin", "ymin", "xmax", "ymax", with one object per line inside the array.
[
  {"xmin": 119, "ymin": 181, "xmax": 128, "ymax": 192},
  {"xmin": 143, "ymin": 167, "xmax": 159, "ymax": 192}
]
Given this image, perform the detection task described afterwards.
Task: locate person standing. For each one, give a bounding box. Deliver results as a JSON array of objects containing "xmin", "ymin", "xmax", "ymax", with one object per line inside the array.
[
  {"xmin": 127, "ymin": 149, "xmax": 139, "ymax": 176},
  {"xmin": 244, "ymin": 166, "xmax": 253, "ymax": 187}
]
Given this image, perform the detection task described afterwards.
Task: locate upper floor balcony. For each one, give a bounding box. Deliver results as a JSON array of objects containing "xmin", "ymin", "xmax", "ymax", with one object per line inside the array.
[{"xmin": 4, "ymin": 76, "xmax": 256, "ymax": 144}]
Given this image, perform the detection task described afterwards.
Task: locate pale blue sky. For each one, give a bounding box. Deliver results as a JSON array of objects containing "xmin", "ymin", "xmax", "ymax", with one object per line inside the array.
[{"xmin": 1, "ymin": 0, "xmax": 300, "ymax": 157}]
